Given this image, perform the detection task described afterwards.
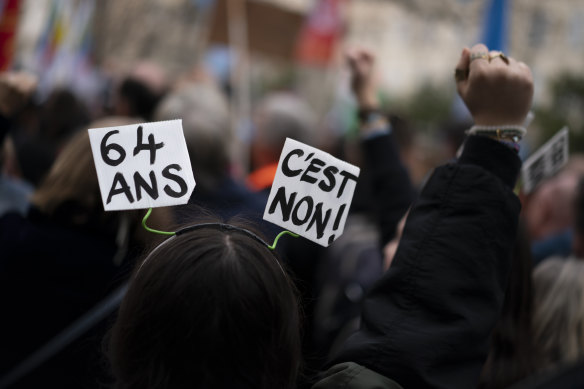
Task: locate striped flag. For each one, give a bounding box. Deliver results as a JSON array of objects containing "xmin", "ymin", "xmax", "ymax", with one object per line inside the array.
[
  {"xmin": 0, "ymin": 0, "xmax": 21, "ymax": 71},
  {"xmin": 295, "ymin": 0, "xmax": 344, "ymax": 66}
]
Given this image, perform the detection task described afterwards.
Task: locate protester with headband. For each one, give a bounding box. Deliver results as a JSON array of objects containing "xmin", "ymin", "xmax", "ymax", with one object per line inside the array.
[
  {"xmin": 106, "ymin": 43, "xmax": 533, "ymax": 389},
  {"xmin": 107, "ymin": 221, "xmax": 302, "ymax": 389}
]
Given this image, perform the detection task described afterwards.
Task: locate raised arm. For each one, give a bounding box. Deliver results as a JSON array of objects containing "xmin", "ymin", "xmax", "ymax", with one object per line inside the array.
[
  {"xmin": 347, "ymin": 48, "xmax": 415, "ymax": 246},
  {"xmin": 315, "ymin": 44, "xmax": 533, "ymax": 389}
]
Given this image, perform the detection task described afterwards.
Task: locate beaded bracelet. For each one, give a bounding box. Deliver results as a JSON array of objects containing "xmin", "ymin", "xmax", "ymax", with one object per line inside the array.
[{"xmin": 466, "ymin": 125, "xmax": 526, "ymax": 142}]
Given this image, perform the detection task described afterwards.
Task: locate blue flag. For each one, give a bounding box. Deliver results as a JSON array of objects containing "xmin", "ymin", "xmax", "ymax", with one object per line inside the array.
[
  {"xmin": 481, "ymin": 0, "xmax": 509, "ymax": 52},
  {"xmin": 451, "ymin": 0, "xmax": 510, "ymax": 122}
]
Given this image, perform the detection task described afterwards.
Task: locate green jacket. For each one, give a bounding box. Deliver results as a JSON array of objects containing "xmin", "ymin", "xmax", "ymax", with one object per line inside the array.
[{"xmin": 314, "ymin": 362, "xmax": 403, "ymax": 389}]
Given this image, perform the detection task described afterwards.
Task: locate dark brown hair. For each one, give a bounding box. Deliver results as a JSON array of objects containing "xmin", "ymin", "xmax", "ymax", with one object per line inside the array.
[
  {"xmin": 108, "ymin": 223, "xmax": 302, "ymax": 389},
  {"xmin": 478, "ymin": 221, "xmax": 538, "ymax": 388}
]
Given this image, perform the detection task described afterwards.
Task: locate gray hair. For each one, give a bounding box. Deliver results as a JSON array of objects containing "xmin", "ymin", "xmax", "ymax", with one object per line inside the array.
[
  {"xmin": 533, "ymin": 257, "xmax": 584, "ymax": 370},
  {"xmin": 155, "ymin": 83, "xmax": 231, "ymax": 190},
  {"xmin": 254, "ymin": 92, "xmax": 317, "ymax": 151}
]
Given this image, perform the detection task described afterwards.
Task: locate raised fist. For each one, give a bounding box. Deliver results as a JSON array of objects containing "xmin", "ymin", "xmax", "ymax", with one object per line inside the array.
[{"xmin": 455, "ymin": 43, "xmax": 533, "ymax": 126}]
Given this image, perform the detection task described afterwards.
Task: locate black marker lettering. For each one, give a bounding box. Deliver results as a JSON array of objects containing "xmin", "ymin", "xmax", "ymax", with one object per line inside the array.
[
  {"xmin": 337, "ymin": 170, "xmax": 358, "ymax": 198},
  {"xmin": 282, "ymin": 149, "xmax": 304, "ymax": 177},
  {"xmin": 133, "ymin": 126, "xmax": 164, "ymax": 165},
  {"xmin": 101, "ymin": 130, "xmax": 126, "ymax": 167},
  {"xmin": 328, "ymin": 203, "xmax": 347, "ymax": 245},
  {"xmin": 333, "ymin": 203, "xmax": 347, "ymax": 230},
  {"xmin": 162, "ymin": 164, "xmax": 188, "ymax": 198},
  {"xmin": 319, "ymin": 165, "xmax": 339, "ymax": 192},
  {"xmin": 301, "ymin": 158, "xmax": 325, "ymax": 184},
  {"xmin": 107, "ymin": 172, "xmax": 134, "ymax": 204},
  {"xmin": 268, "ymin": 186, "xmax": 297, "ymax": 222},
  {"xmin": 292, "ymin": 196, "xmax": 314, "ymax": 225},
  {"xmin": 134, "ymin": 171, "xmax": 159, "ymax": 201},
  {"xmin": 306, "ymin": 202, "xmax": 331, "ymax": 239}
]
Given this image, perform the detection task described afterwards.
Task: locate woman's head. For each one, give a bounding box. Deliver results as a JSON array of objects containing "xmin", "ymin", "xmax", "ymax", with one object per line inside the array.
[
  {"xmin": 155, "ymin": 83, "xmax": 232, "ymax": 190},
  {"xmin": 31, "ymin": 116, "xmax": 170, "ymax": 247},
  {"xmin": 108, "ymin": 224, "xmax": 302, "ymax": 389},
  {"xmin": 32, "ymin": 117, "xmax": 139, "ymax": 222},
  {"xmin": 30, "ymin": 129, "xmax": 99, "ymax": 218},
  {"xmin": 533, "ymin": 258, "xmax": 584, "ymax": 370}
]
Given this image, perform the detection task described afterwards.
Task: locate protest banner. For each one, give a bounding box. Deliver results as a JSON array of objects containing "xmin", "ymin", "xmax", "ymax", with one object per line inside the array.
[
  {"xmin": 522, "ymin": 126, "xmax": 569, "ymax": 194},
  {"xmin": 88, "ymin": 119, "xmax": 196, "ymax": 211},
  {"xmin": 264, "ymin": 138, "xmax": 360, "ymax": 247}
]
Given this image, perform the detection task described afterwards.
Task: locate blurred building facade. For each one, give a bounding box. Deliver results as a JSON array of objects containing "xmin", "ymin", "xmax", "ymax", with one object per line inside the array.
[
  {"xmin": 511, "ymin": 0, "xmax": 584, "ymax": 104},
  {"xmin": 345, "ymin": 0, "xmax": 584, "ymax": 105},
  {"xmin": 14, "ymin": 0, "xmax": 584, "ymax": 106}
]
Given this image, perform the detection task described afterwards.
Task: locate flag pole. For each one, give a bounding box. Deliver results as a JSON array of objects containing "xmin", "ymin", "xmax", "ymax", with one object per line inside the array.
[{"xmin": 227, "ymin": 0, "xmax": 251, "ymax": 177}]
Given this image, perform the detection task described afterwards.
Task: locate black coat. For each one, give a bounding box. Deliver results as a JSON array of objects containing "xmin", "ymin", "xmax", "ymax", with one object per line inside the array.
[
  {"xmin": 358, "ymin": 132, "xmax": 416, "ymax": 246},
  {"xmin": 324, "ymin": 136, "xmax": 522, "ymax": 389},
  {"xmin": 0, "ymin": 206, "xmax": 132, "ymax": 388}
]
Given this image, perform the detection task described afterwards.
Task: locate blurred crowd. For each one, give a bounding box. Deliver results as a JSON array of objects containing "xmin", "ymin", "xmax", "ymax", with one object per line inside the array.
[{"xmin": 0, "ymin": 40, "xmax": 583, "ymax": 389}]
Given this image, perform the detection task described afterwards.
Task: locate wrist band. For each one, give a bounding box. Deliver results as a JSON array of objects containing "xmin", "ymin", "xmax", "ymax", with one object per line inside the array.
[
  {"xmin": 465, "ymin": 125, "xmax": 526, "ymax": 142},
  {"xmin": 465, "ymin": 125, "xmax": 525, "ymax": 154},
  {"xmin": 357, "ymin": 108, "xmax": 382, "ymax": 121},
  {"xmin": 360, "ymin": 112, "xmax": 391, "ymax": 139}
]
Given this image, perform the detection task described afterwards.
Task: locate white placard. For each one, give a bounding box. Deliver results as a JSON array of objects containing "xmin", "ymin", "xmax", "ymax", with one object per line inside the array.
[
  {"xmin": 88, "ymin": 119, "xmax": 196, "ymax": 211},
  {"xmin": 263, "ymin": 138, "xmax": 360, "ymax": 247},
  {"xmin": 522, "ymin": 127, "xmax": 569, "ymax": 194}
]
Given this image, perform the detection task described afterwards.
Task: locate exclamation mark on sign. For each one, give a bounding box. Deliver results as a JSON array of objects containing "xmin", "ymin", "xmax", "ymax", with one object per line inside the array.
[{"xmin": 327, "ymin": 203, "xmax": 347, "ymax": 245}]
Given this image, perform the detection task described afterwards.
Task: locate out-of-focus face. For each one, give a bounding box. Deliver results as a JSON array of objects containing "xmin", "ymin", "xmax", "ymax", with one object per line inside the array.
[
  {"xmin": 572, "ymin": 232, "xmax": 584, "ymax": 259},
  {"xmin": 383, "ymin": 211, "xmax": 408, "ymax": 271},
  {"xmin": 523, "ymin": 173, "xmax": 579, "ymax": 241}
]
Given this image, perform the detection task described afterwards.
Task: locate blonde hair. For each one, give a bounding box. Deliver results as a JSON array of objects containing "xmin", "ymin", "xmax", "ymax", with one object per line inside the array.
[
  {"xmin": 32, "ymin": 117, "xmax": 139, "ymax": 219},
  {"xmin": 532, "ymin": 258, "xmax": 584, "ymax": 370}
]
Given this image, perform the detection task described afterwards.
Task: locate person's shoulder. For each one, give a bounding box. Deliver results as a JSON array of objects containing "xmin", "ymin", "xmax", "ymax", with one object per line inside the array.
[
  {"xmin": 313, "ymin": 362, "xmax": 404, "ymax": 389},
  {"xmin": 506, "ymin": 358, "xmax": 584, "ymax": 389},
  {"xmin": 0, "ymin": 209, "xmax": 29, "ymax": 234},
  {"xmin": 0, "ymin": 174, "xmax": 33, "ymax": 217}
]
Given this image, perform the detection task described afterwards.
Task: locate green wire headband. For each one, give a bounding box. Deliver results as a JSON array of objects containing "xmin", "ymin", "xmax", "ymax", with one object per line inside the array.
[{"xmin": 141, "ymin": 207, "xmax": 298, "ymax": 250}]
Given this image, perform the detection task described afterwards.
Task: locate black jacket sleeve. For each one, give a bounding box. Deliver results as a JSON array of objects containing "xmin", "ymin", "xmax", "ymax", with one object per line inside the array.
[
  {"xmin": 361, "ymin": 133, "xmax": 415, "ymax": 246},
  {"xmin": 330, "ymin": 136, "xmax": 522, "ymax": 389}
]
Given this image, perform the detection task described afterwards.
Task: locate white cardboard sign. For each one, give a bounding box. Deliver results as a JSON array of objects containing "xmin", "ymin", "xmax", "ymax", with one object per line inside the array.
[
  {"xmin": 263, "ymin": 138, "xmax": 360, "ymax": 247},
  {"xmin": 522, "ymin": 127, "xmax": 569, "ymax": 194},
  {"xmin": 88, "ymin": 119, "xmax": 196, "ymax": 211}
]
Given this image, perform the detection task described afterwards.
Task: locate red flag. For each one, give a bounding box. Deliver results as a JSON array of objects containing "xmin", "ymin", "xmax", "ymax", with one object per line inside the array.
[
  {"xmin": 295, "ymin": 0, "xmax": 344, "ymax": 66},
  {"xmin": 0, "ymin": 0, "xmax": 21, "ymax": 71}
]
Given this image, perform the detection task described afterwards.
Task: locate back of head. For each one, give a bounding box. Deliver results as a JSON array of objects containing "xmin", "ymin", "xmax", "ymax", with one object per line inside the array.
[
  {"xmin": 253, "ymin": 92, "xmax": 317, "ymax": 163},
  {"xmin": 155, "ymin": 83, "xmax": 231, "ymax": 190},
  {"xmin": 108, "ymin": 224, "xmax": 301, "ymax": 389},
  {"xmin": 17, "ymin": 88, "xmax": 90, "ymax": 185},
  {"xmin": 31, "ymin": 117, "xmax": 138, "ymax": 225},
  {"xmin": 532, "ymin": 258, "xmax": 584, "ymax": 370},
  {"xmin": 40, "ymin": 88, "xmax": 90, "ymax": 142},
  {"xmin": 116, "ymin": 77, "xmax": 164, "ymax": 121}
]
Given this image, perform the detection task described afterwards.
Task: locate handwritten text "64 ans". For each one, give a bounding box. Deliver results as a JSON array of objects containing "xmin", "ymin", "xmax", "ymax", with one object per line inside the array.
[{"xmin": 101, "ymin": 126, "xmax": 188, "ymax": 204}]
